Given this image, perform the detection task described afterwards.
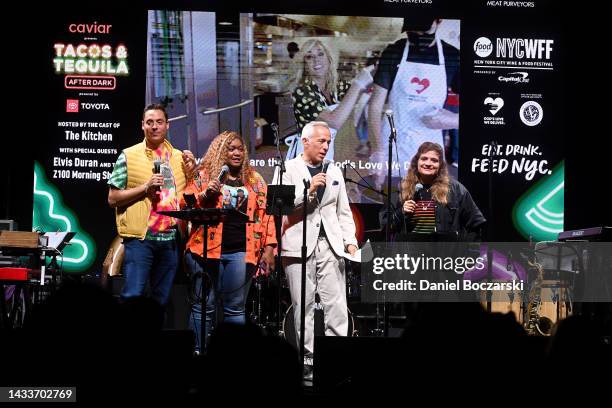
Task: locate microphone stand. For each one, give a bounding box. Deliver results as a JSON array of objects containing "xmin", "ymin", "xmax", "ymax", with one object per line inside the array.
[
  {"xmin": 344, "ymin": 163, "xmax": 392, "ymax": 337},
  {"xmin": 272, "ymin": 123, "xmax": 286, "ymax": 334},
  {"xmin": 300, "ymin": 179, "xmax": 310, "ymax": 373},
  {"xmin": 486, "ymin": 140, "xmax": 497, "ymax": 313},
  {"xmin": 343, "ymin": 165, "xmax": 388, "ymax": 200},
  {"xmin": 384, "ymin": 114, "xmax": 398, "ymax": 337}
]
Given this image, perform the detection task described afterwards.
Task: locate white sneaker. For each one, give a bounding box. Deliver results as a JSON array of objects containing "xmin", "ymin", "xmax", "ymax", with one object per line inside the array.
[{"xmin": 302, "ymin": 364, "xmax": 314, "ymax": 383}]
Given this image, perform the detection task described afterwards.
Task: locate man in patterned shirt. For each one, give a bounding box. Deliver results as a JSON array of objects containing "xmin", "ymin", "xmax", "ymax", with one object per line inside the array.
[{"xmin": 107, "ymin": 104, "xmax": 196, "ymax": 306}]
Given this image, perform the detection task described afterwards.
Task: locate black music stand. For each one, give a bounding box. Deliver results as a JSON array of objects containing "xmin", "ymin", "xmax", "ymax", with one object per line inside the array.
[
  {"xmin": 42, "ymin": 232, "xmax": 76, "ymax": 286},
  {"xmin": 158, "ymin": 208, "xmax": 251, "ymax": 353},
  {"xmin": 266, "ymin": 185, "xmax": 295, "ymax": 334}
]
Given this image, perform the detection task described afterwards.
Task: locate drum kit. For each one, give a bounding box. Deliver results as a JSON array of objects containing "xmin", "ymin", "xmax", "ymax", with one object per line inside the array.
[
  {"xmin": 477, "ymin": 242, "xmax": 578, "ymax": 335},
  {"xmin": 246, "ymin": 241, "xmax": 581, "ymax": 341},
  {"xmin": 482, "ymin": 280, "xmax": 571, "ymax": 334},
  {"xmin": 246, "ymin": 263, "xmax": 362, "ymax": 344}
]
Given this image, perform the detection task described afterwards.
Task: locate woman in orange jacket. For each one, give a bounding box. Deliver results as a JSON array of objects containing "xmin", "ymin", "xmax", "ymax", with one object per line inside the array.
[{"xmin": 181, "ymin": 131, "xmax": 276, "ymax": 352}]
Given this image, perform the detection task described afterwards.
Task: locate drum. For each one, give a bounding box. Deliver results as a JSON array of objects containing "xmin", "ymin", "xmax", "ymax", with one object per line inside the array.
[
  {"xmin": 281, "ymin": 303, "xmax": 356, "ymax": 350},
  {"xmin": 536, "ymin": 280, "xmax": 570, "ymax": 329},
  {"xmin": 480, "ymin": 280, "xmax": 570, "ymax": 332},
  {"xmin": 480, "ymin": 287, "xmax": 523, "ymax": 321}
]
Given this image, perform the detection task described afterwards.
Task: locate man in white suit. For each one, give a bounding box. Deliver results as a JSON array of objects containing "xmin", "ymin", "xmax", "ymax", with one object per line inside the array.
[{"xmin": 273, "ymin": 121, "xmax": 358, "ymax": 379}]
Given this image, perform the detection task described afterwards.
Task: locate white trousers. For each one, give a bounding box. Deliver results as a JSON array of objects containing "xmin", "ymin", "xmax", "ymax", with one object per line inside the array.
[{"xmin": 283, "ymin": 237, "xmax": 348, "ymax": 358}]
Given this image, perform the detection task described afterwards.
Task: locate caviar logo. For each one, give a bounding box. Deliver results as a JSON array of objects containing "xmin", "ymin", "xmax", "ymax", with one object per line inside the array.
[{"xmin": 68, "ymin": 22, "xmax": 112, "ymax": 34}]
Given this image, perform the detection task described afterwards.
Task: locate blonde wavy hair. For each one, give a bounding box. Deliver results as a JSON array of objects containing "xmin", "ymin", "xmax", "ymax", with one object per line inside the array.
[
  {"xmin": 400, "ymin": 142, "xmax": 450, "ymax": 205},
  {"xmin": 292, "ymin": 39, "xmax": 339, "ymax": 96},
  {"xmin": 200, "ymin": 131, "xmax": 256, "ymax": 186}
]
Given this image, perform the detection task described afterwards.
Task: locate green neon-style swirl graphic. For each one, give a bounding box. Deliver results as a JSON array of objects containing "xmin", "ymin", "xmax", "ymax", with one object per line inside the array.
[{"xmin": 32, "ymin": 161, "xmax": 96, "ymax": 272}]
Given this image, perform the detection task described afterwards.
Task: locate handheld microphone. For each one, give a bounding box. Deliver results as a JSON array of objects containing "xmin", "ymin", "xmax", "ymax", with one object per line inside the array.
[
  {"xmin": 152, "ymin": 159, "xmax": 162, "ymax": 191},
  {"xmin": 414, "ymin": 183, "xmax": 423, "ymax": 201},
  {"xmin": 384, "ymin": 109, "xmax": 396, "ymax": 133},
  {"xmin": 183, "ymin": 193, "xmax": 196, "ymax": 209},
  {"xmin": 217, "ymin": 165, "xmax": 230, "ymax": 183}
]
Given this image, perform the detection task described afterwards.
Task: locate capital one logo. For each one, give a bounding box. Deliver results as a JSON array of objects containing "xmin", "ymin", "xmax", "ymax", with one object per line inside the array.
[
  {"xmin": 498, "ymin": 72, "xmax": 530, "ymax": 84},
  {"xmin": 474, "ymin": 37, "xmax": 493, "ymax": 58},
  {"xmin": 66, "ymin": 99, "xmax": 79, "ymax": 113}
]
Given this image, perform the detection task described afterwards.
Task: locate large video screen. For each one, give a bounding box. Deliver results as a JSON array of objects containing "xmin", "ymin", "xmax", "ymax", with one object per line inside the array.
[
  {"xmin": 41, "ymin": 3, "xmax": 563, "ymax": 274},
  {"xmin": 145, "ymin": 13, "xmax": 460, "ymax": 204}
]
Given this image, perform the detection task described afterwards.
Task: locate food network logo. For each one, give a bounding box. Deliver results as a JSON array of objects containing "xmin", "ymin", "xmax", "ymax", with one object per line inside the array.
[
  {"xmin": 474, "ymin": 37, "xmax": 493, "ymax": 57},
  {"xmin": 474, "ymin": 37, "xmax": 554, "ymax": 59}
]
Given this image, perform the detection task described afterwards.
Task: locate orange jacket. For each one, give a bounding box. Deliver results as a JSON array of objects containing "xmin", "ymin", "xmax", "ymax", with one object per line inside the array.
[{"xmin": 181, "ymin": 170, "xmax": 277, "ymax": 265}]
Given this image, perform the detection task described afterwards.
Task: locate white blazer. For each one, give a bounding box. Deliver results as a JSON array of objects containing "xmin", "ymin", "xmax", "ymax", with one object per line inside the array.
[{"xmin": 272, "ymin": 156, "xmax": 357, "ymax": 258}]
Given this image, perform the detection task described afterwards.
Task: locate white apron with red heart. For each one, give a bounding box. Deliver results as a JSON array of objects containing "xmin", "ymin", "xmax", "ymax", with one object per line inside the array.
[{"xmin": 379, "ymin": 38, "xmax": 447, "ymax": 169}]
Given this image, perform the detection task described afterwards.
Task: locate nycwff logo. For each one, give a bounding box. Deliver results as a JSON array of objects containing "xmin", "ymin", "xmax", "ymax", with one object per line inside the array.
[
  {"xmin": 496, "ymin": 38, "xmax": 553, "ymax": 59},
  {"xmin": 474, "ymin": 37, "xmax": 554, "ymax": 60}
]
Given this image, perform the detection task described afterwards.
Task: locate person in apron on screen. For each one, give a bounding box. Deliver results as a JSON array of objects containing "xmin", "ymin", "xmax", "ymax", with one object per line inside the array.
[
  {"xmin": 289, "ymin": 39, "xmax": 374, "ymax": 161},
  {"xmin": 368, "ymin": 18, "xmax": 460, "ymax": 186}
]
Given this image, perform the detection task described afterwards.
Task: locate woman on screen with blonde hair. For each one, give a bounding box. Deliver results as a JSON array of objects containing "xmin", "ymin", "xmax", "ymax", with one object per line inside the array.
[{"xmin": 290, "ymin": 39, "xmax": 375, "ymax": 160}]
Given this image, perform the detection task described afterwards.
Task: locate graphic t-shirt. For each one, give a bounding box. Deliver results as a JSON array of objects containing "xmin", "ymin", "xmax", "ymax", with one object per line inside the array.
[
  {"xmin": 409, "ymin": 186, "xmax": 436, "ymax": 234},
  {"xmin": 221, "ymin": 178, "xmax": 248, "ymax": 253},
  {"xmin": 147, "ymin": 148, "xmax": 179, "ymax": 238}
]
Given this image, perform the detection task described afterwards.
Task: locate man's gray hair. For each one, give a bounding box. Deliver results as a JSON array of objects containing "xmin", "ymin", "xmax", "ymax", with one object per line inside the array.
[{"xmin": 301, "ymin": 121, "xmax": 330, "ymax": 140}]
